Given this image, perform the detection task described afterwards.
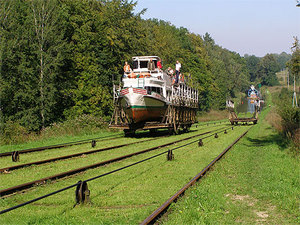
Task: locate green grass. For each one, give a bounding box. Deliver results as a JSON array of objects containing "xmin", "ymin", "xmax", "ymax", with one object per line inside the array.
[
  {"xmin": 161, "ymin": 107, "xmax": 300, "ymax": 224},
  {"xmin": 0, "ymin": 124, "xmax": 250, "ymax": 224},
  {"xmin": 0, "ymin": 130, "xmax": 123, "ymax": 154}
]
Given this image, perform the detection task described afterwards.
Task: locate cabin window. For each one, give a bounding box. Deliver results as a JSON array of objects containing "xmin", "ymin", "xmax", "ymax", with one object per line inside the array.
[
  {"xmin": 133, "ymin": 61, "xmax": 138, "ymax": 69},
  {"xmin": 140, "ymin": 61, "xmax": 148, "ymax": 69},
  {"xmin": 145, "ymin": 86, "xmax": 162, "ymax": 95}
]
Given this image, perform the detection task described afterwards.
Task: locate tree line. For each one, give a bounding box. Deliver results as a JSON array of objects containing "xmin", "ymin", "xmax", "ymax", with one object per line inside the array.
[{"xmin": 0, "ymin": 0, "xmax": 295, "ymax": 133}]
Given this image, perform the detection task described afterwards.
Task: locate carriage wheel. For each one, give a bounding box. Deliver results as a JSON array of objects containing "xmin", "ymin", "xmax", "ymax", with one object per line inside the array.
[
  {"xmin": 149, "ymin": 128, "xmax": 157, "ymax": 134},
  {"xmin": 124, "ymin": 129, "xmax": 135, "ymax": 137},
  {"xmin": 168, "ymin": 127, "xmax": 174, "ymax": 135},
  {"xmin": 183, "ymin": 124, "xmax": 191, "ymax": 133}
]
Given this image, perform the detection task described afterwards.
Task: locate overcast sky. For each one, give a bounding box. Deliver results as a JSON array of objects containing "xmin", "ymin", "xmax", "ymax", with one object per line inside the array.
[{"xmin": 134, "ymin": 0, "xmax": 300, "ymax": 57}]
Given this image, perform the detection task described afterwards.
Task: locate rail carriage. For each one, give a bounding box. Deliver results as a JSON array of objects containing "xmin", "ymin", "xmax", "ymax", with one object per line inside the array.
[{"xmin": 109, "ymin": 56, "xmax": 198, "ymax": 136}]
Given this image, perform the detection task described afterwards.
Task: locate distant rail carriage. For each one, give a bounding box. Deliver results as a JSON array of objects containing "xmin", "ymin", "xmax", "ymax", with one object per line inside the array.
[
  {"xmin": 247, "ymin": 85, "xmax": 258, "ymax": 104},
  {"xmin": 109, "ymin": 56, "xmax": 199, "ymax": 136}
]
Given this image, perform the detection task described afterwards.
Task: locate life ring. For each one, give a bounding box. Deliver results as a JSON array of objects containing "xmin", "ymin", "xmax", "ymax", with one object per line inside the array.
[
  {"xmin": 128, "ymin": 73, "xmax": 136, "ymax": 78},
  {"xmin": 139, "ymin": 73, "xmax": 151, "ymax": 78},
  {"xmin": 127, "ymin": 72, "xmax": 151, "ymax": 78}
]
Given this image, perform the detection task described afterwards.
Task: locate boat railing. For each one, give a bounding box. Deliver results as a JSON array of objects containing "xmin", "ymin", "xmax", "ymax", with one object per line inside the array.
[{"xmin": 171, "ymin": 83, "xmax": 198, "ymax": 108}]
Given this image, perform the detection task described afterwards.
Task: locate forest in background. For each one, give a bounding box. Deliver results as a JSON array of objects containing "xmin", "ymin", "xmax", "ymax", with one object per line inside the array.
[{"xmin": 0, "ymin": 0, "xmax": 296, "ymax": 136}]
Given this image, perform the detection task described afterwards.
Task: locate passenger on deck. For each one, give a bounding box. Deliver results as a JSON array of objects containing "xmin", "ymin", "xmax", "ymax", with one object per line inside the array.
[
  {"xmin": 123, "ymin": 62, "xmax": 131, "ymax": 73},
  {"xmin": 179, "ymin": 73, "xmax": 184, "ymax": 83},
  {"xmin": 175, "ymin": 60, "xmax": 181, "ymax": 84},
  {"xmin": 157, "ymin": 59, "xmax": 162, "ymax": 71},
  {"xmin": 167, "ymin": 67, "xmax": 174, "ymax": 76},
  {"xmin": 147, "ymin": 59, "xmax": 156, "ymax": 71}
]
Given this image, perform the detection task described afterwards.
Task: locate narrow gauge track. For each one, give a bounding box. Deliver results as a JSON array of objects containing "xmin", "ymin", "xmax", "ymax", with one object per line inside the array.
[
  {"xmin": 141, "ymin": 128, "xmax": 250, "ymax": 225},
  {"xmin": 0, "ymin": 119, "xmax": 227, "ymax": 158},
  {"xmin": 0, "ymin": 134, "xmax": 123, "ymax": 157},
  {"xmin": 0, "ymin": 137, "xmax": 166, "ymax": 173},
  {"xmin": 0, "ymin": 126, "xmax": 231, "ymax": 198},
  {"xmin": 0, "ymin": 125, "xmax": 227, "ymax": 173},
  {"xmin": 0, "ymin": 123, "xmax": 227, "ymax": 173}
]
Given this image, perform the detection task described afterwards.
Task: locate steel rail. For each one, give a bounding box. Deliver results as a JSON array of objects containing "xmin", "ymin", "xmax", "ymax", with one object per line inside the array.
[
  {"xmin": 0, "ymin": 120, "xmax": 228, "ymax": 158},
  {"xmin": 0, "ymin": 124, "xmax": 221, "ymax": 173},
  {"xmin": 141, "ymin": 128, "xmax": 250, "ymax": 225},
  {"xmin": 0, "ymin": 134, "xmax": 123, "ymax": 157},
  {"xmin": 194, "ymin": 119, "xmax": 227, "ymax": 127},
  {"xmin": 0, "ymin": 125, "xmax": 236, "ymax": 215},
  {"xmin": 0, "ymin": 138, "xmax": 164, "ymax": 173},
  {"xmin": 0, "ymin": 126, "xmax": 229, "ymax": 198},
  {"xmin": 0, "ymin": 124, "xmax": 229, "ymax": 173}
]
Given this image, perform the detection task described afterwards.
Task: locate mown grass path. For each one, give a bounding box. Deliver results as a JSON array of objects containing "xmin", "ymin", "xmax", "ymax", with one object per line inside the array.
[{"xmin": 163, "ymin": 108, "xmax": 300, "ymax": 224}]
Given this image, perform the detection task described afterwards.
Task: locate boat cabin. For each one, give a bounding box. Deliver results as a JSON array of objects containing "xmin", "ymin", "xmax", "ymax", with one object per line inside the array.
[{"xmin": 122, "ymin": 56, "xmax": 169, "ymax": 100}]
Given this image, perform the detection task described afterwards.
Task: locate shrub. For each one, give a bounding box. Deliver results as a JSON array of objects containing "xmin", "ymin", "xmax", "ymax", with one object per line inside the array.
[
  {"xmin": 41, "ymin": 114, "xmax": 108, "ymax": 138},
  {"xmin": 277, "ymin": 105, "xmax": 300, "ymax": 138},
  {"xmin": 0, "ymin": 120, "xmax": 31, "ymax": 145},
  {"xmin": 1, "ymin": 115, "xmax": 109, "ymax": 145},
  {"xmin": 276, "ymin": 89, "xmax": 300, "ymax": 138}
]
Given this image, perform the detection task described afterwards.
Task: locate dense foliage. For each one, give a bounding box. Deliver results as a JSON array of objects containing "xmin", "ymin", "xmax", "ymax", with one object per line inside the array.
[
  {"xmin": 0, "ymin": 0, "xmax": 294, "ymax": 133},
  {"xmin": 287, "ymin": 37, "xmax": 300, "ymax": 83},
  {"xmin": 244, "ymin": 52, "xmax": 291, "ymax": 86},
  {"xmin": 273, "ymin": 88, "xmax": 300, "ymax": 149}
]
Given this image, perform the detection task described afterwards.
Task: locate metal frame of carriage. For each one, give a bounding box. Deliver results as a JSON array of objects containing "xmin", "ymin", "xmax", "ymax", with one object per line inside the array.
[{"xmin": 228, "ymin": 106, "xmax": 259, "ymax": 125}]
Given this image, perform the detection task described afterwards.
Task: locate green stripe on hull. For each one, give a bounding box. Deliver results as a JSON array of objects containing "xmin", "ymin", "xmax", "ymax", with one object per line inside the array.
[{"xmin": 130, "ymin": 105, "xmax": 165, "ymax": 109}]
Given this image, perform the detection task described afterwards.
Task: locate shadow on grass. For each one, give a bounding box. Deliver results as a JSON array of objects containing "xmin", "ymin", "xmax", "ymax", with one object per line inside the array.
[
  {"xmin": 133, "ymin": 129, "xmax": 197, "ymax": 139},
  {"xmin": 244, "ymin": 133, "xmax": 289, "ymax": 150}
]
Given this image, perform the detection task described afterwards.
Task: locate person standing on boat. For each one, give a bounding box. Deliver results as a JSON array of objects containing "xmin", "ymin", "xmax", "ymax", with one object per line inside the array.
[
  {"xmin": 157, "ymin": 59, "xmax": 162, "ymax": 71},
  {"xmin": 124, "ymin": 62, "xmax": 131, "ymax": 73},
  {"xmin": 175, "ymin": 60, "xmax": 181, "ymax": 83},
  {"xmin": 147, "ymin": 59, "xmax": 155, "ymax": 71},
  {"xmin": 167, "ymin": 67, "xmax": 174, "ymax": 76}
]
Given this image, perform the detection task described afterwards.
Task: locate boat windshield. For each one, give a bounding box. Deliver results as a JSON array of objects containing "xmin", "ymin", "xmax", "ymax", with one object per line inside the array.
[{"xmin": 133, "ymin": 60, "xmax": 158, "ymax": 70}]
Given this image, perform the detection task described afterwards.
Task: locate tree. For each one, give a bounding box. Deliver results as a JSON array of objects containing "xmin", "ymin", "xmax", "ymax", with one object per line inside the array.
[
  {"xmin": 1, "ymin": 0, "xmax": 70, "ymax": 131},
  {"xmin": 287, "ymin": 37, "xmax": 300, "ymax": 82},
  {"xmin": 245, "ymin": 54, "xmax": 260, "ymax": 82},
  {"xmin": 257, "ymin": 54, "xmax": 280, "ymax": 86},
  {"xmin": 273, "ymin": 52, "xmax": 291, "ymax": 70},
  {"xmin": 29, "ymin": 0, "xmax": 68, "ymax": 128}
]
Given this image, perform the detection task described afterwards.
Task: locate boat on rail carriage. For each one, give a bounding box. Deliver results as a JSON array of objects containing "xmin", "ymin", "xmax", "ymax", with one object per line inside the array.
[{"xmin": 109, "ymin": 56, "xmax": 199, "ymax": 136}]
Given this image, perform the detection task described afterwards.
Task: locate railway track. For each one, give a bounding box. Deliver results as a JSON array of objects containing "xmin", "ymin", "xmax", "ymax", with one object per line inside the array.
[
  {"xmin": 0, "ymin": 134, "xmax": 123, "ymax": 157},
  {"xmin": 0, "ymin": 125, "xmax": 230, "ymax": 198},
  {"xmin": 141, "ymin": 128, "xmax": 251, "ymax": 225},
  {"xmin": 0, "ymin": 137, "xmax": 165, "ymax": 173},
  {"xmin": 0, "ymin": 120, "xmax": 226, "ymax": 158},
  {"xmin": 0, "ymin": 123, "xmax": 228, "ymax": 173}
]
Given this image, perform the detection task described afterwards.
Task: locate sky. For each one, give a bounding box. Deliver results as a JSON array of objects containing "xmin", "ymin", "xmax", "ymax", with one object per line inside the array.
[{"xmin": 134, "ymin": 0, "xmax": 300, "ymax": 57}]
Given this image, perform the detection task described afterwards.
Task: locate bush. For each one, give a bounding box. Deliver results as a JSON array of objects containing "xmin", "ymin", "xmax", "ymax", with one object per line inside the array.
[
  {"xmin": 275, "ymin": 89, "xmax": 300, "ymax": 137},
  {"xmin": 1, "ymin": 115, "xmax": 109, "ymax": 145},
  {"xmin": 41, "ymin": 114, "xmax": 108, "ymax": 138},
  {"xmin": 274, "ymin": 88, "xmax": 300, "ymax": 153},
  {"xmin": 277, "ymin": 105, "xmax": 300, "ymax": 138},
  {"xmin": 1, "ymin": 120, "xmax": 30, "ymax": 145}
]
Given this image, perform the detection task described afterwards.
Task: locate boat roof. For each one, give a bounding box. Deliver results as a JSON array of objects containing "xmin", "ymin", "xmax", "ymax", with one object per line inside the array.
[{"xmin": 132, "ymin": 56, "xmax": 160, "ymax": 61}]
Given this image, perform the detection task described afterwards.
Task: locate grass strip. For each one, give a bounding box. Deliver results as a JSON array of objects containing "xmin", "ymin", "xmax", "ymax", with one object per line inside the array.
[{"xmin": 162, "ymin": 111, "xmax": 299, "ymax": 224}]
